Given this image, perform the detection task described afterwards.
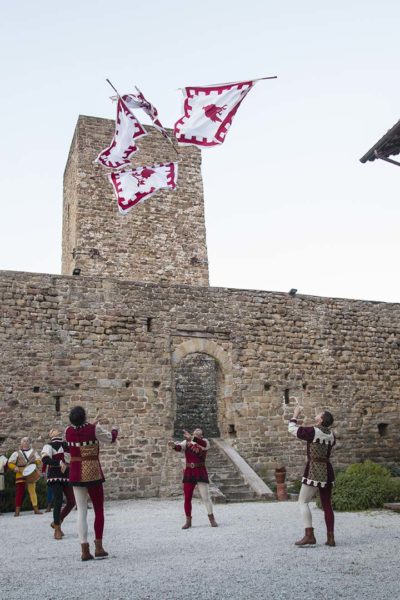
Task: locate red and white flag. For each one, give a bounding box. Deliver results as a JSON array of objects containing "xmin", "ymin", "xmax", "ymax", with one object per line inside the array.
[
  {"xmin": 174, "ymin": 80, "xmax": 255, "ymax": 147},
  {"xmin": 96, "ymin": 98, "xmax": 147, "ymax": 169},
  {"xmin": 121, "ymin": 87, "xmax": 170, "ymax": 140},
  {"xmin": 108, "ymin": 163, "xmax": 178, "ymax": 214}
]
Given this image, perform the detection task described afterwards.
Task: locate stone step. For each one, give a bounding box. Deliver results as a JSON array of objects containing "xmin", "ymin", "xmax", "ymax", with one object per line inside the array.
[
  {"xmin": 225, "ymin": 491, "xmax": 257, "ymax": 501},
  {"xmin": 206, "ymin": 442, "xmax": 268, "ymax": 503},
  {"xmin": 218, "ymin": 483, "xmax": 251, "ymax": 492},
  {"xmin": 226, "ymin": 496, "xmax": 265, "ymax": 503}
]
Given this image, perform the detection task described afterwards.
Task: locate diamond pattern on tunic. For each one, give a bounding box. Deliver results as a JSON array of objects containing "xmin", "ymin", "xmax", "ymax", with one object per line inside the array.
[
  {"xmin": 308, "ymin": 442, "xmax": 329, "ymax": 483},
  {"xmin": 80, "ymin": 444, "xmax": 101, "ymax": 482}
]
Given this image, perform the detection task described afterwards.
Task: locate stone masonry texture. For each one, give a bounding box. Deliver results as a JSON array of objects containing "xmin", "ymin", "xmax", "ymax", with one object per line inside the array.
[
  {"xmin": 0, "ymin": 115, "xmax": 399, "ymax": 500},
  {"xmin": 62, "ymin": 116, "xmax": 209, "ymax": 286},
  {"xmin": 1, "ymin": 271, "xmax": 400, "ymax": 498}
]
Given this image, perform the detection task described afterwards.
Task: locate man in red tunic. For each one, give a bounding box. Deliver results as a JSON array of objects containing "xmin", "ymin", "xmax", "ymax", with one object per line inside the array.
[
  {"xmin": 169, "ymin": 428, "xmax": 218, "ymax": 529},
  {"xmin": 288, "ymin": 404, "xmax": 336, "ymax": 547},
  {"xmin": 65, "ymin": 406, "xmax": 118, "ymax": 561}
]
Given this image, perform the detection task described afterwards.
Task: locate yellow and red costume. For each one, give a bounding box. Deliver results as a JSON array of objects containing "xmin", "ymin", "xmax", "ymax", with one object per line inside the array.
[{"xmin": 8, "ymin": 447, "xmax": 42, "ymax": 513}]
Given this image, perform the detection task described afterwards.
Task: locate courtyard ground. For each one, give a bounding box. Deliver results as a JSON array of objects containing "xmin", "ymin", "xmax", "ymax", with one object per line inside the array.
[{"xmin": 0, "ymin": 498, "xmax": 399, "ymax": 600}]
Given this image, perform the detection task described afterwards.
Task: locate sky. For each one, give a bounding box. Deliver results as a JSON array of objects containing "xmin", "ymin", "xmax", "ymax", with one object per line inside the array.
[{"xmin": 0, "ymin": 0, "xmax": 399, "ymax": 302}]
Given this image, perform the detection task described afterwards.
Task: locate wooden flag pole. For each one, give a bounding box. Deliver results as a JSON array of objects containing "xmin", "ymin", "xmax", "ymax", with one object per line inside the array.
[
  {"xmin": 106, "ymin": 79, "xmax": 179, "ymax": 157},
  {"xmin": 134, "ymin": 85, "xmax": 179, "ymax": 157},
  {"xmin": 178, "ymin": 75, "xmax": 278, "ymax": 90}
]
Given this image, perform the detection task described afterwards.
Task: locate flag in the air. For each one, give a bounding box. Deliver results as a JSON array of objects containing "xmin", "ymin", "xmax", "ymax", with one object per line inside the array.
[
  {"xmin": 95, "ymin": 98, "xmax": 147, "ymax": 169},
  {"xmin": 121, "ymin": 87, "xmax": 170, "ymax": 140},
  {"xmin": 174, "ymin": 80, "xmax": 255, "ymax": 147},
  {"xmin": 108, "ymin": 162, "xmax": 178, "ymax": 214}
]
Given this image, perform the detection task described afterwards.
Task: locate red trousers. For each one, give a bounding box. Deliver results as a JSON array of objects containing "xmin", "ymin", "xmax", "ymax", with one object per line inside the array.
[
  {"xmin": 183, "ymin": 482, "xmax": 213, "ymax": 517},
  {"xmin": 51, "ymin": 483, "xmax": 76, "ymax": 525},
  {"xmin": 319, "ymin": 485, "xmax": 335, "ymax": 533},
  {"xmin": 73, "ymin": 483, "xmax": 105, "ymax": 541},
  {"xmin": 15, "ymin": 481, "xmax": 38, "ymax": 508}
]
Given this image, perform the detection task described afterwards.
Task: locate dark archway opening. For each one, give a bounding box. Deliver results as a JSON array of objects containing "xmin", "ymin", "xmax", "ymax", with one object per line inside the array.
[{"xmin": 173, "ymin": 352, "xmax": 221, "ymax": 438}]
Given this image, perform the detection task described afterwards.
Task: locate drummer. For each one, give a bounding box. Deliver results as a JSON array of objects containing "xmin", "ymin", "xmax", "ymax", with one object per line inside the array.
[{"xmin": 8, "ymin": 437, "xmax": 43, "ymax": 516}]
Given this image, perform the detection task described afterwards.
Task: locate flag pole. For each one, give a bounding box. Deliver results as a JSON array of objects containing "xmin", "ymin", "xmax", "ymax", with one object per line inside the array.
[
  {"xmin": 134, "ymin": 86, "xmax": 180, "ymax": 157},
  {"xmin": 177, "ymin": 75, "xmax": 277, "ymax": 90},
  {"xmin": 106, "ymin": 78, "xmax": 121, "ymax": 98},
  {"xmin": 106, "ymin": 79, "xmax": 179, "ymax": 157}
]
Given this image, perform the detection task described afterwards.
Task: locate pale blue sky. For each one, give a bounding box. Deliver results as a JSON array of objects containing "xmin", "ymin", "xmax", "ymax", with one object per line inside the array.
[{"xmin": 0, "ymin": 1, "xmax": 399, "ymax": 301}]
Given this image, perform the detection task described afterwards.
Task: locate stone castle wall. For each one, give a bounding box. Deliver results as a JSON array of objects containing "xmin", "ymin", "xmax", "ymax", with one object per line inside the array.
[
  {"xmin": 62, "ymin": 116, "xmax": 209, "ymax": 286},
  {"xmin": 1, "ymin": 270, "xmax": 399, "ymax": 498}
]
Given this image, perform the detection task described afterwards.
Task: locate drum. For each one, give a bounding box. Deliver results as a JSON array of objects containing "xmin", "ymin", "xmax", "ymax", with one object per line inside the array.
[{"xmin": 22, "ymin": 464, "xmax": 40, "ymax": 484}]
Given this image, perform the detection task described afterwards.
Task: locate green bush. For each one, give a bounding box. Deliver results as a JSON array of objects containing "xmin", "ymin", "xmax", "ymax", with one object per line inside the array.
[
  {"xmin": 318, "ymin": 460, "xmax": 400, "ymax": 512},
  {"xmin": 287, "ymin": 479, "xmax": 302, "ymax": 494},
  {"xmin": 1, "ymin": 452, "xmax": 47, "ymax": 513},
  {"xmin": 382, "ymin": 464, "xmax": 400, "ymax": 477}
]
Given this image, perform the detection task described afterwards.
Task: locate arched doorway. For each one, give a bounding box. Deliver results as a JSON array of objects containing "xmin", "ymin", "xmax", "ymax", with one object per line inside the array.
[
  {"xmin": 171, "ymin": 339, "xmax": 234, "ymax": 439},
  {"xmin": 173, "ymin": 352, "xmax": 221, "ymax": 438}
]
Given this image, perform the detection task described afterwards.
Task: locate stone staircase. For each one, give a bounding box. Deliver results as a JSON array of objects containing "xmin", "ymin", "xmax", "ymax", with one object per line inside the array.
[{"xmin": 207, "ymin": 441, "xmax": 271, "ymax": 503}]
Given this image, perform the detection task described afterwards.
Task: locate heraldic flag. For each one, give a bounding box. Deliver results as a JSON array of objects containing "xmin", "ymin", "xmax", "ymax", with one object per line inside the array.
[
  {"xmin": 108, "ymin": 163, "xmax": 178, "ymax": 214},
  {"xmin": 121, "ymin": 88, "xmax": 170, "ymax": 140},
  {"xmin": 174, "ymin": 80, "xmax": 255, "ymax": 147},
  {"xmin": 96, "ymin": 98, "xmax": 147, "ymax": 169}
]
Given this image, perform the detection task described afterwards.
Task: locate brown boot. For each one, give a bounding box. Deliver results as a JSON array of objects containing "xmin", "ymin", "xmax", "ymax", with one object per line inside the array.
[
  {"xmin": 208, "ymin": 514, "xmax": 218, "ymax": 527},
  {"xmin": 81, "ymin": 543, "xmax": 94, "ymax": 561},
  {"xmin": 51, "ymin": 521, "xmax": 65, "ymax": 537},
  {"xmin": 326, "ymin": 532, "xmax": 336, "ymax": 547},
  {"xmin": 94, "ymin": 539, "xmax": 109, "ymax": 558},
  {"xmin": 14, "ymin": 507, "xmax": 21, "ymax": 517},
  {"xmin": 54, "ymin": 525, "xmax": 63, "ymax": 540},
  {"xmin": 33, "ymin": 505, "xmax": 43, "ymax": 515},
  {"xmin": 295, "ymin": 527, "xmax": 316, "ymax": 547},
  {"xmin": 182, "ymin": 516, "xmax": 192, "ymax": 530}
]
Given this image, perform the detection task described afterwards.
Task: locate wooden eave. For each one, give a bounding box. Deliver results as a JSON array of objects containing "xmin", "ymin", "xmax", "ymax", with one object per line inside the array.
[{"xmin": 360, "ymin": 118, "xmax": 400, "ymax": 163}]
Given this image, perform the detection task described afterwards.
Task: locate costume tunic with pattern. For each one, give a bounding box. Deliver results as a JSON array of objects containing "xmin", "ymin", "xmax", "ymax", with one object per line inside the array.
[
  {"xmin": 41, "ymin": 437, "xmax": 70, "ymax": 485},
  {"xmin": 288, "ymin": 419, "xmax": 335, "ymax": 487},
  {"xmin": 65, "ymin": 423, "xmax": 105, "ymax": 486},
  {"xmin": 8, "ymin": 448, "xmax": 41, "ymax": 483},
  {"xmin": 174, "ymin": 437, "xmax": 210, "ymax": 484}
]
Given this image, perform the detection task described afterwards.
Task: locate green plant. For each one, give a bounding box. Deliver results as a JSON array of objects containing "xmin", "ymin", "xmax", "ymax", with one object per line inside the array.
[
  {"xmin": 316, "ymin": 460, "xmax": 400, "ymax": 512},
  {"xmin": 382, "ymin": 464, "xmax": 400, "ymax": 477},
  {"xmin": 287, "ymin": 479, "xmax": 302, "ymax": 494}
]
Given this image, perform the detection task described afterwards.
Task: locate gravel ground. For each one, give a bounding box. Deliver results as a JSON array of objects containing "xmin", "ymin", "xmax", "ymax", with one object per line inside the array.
[{"xmin": 0, "ymin": 498, "xmax": 399, "ymax": 600}]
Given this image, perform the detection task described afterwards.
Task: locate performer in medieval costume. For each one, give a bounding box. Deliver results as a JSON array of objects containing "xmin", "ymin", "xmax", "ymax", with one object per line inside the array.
[
  {"xmin": 65, "ymin": 406, "xmax": 118, "ymax": 561},
  {"xmin": 41, "ymin": 428, "xmax": 76, "ymax": 539},
  {"xmin": 169, "ymin": 428, "xmax": 218, "ymax": 529},
  {"xmin": 288, "ymin": 404, "xmax": 336, "ymax": 547},
  {"xmin": 8, "ymin": 437, "xmax": 42, "ymax": 516},
  {"xmin": 0, "ymin": 454, "xmax": 7, "ymax": 514}
]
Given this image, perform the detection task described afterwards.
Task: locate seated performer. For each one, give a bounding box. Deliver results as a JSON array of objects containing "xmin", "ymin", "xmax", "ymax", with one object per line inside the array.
[
  {"xmin": 65, "ymin": 406, "xmax": 118, "ymax": 561},
  {"xmin": 41, "ymin": 428, "xmax": 76, "ymax": 540},
  {"xmin": 169, "ymin": 428, "xmax": 218, "ymax": 529},
  {"xmin": 8, "ymin": 437, "xmax": 42, "ymax": 516},
  {"xmin": 0, "ymin": 454, "xmax": 7, "ymax": 515},
  {"xmin": 288, "ymin": 403, "xmax": 336, "ymax": 547}
]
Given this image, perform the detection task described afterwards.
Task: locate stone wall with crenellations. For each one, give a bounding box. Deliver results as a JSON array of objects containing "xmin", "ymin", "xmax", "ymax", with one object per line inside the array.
[{"xmin": 1, "ymin": 270, "xmax": 399, "ymax": 498}]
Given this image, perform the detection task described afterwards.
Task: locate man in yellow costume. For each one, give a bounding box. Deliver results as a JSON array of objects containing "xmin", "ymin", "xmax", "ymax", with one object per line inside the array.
[{"xmin": 8, "ymin": 437, "xmax": 43, "ymax": 516}]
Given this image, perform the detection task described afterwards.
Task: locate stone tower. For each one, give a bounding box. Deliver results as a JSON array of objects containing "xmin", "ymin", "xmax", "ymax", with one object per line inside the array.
[{"xmin": 62, "ymin": 115, "xmax": 209, "ymax": 285}]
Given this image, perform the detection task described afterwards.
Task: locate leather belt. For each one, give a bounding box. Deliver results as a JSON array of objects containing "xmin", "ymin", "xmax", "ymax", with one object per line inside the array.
[
  {"xmin": 186, "ymin": 462, "xmax": 205, "ymax": 469},
  {"xmin": 70, "ymin": 456, "xmax": 98, "ymax": 462},
  {"xmin": 311, "ymin": 458, "xmax": 329, "ymax": 463}
]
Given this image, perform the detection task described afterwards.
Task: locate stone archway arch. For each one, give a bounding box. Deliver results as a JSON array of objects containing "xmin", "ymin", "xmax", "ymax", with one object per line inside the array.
[{"xmin": 172, "ymin": 339, "xmax": 234, "ymax": 437}]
